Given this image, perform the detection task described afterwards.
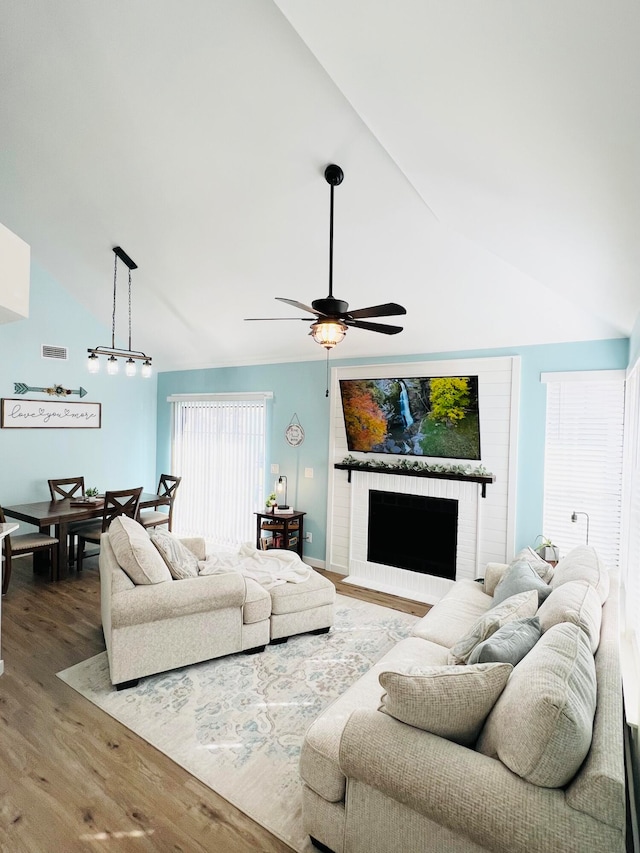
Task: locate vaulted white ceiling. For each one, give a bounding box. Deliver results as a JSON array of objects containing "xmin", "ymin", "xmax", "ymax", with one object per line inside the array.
[{"xmin": 1, "ymin": 1, "xmax": 637, "ymax": 370}]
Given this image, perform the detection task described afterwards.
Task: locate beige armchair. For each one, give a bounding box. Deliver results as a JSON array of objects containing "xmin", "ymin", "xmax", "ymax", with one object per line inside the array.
[{"xmin": 99, "ymin": 531, "xmax": 271, "ymax": 689}]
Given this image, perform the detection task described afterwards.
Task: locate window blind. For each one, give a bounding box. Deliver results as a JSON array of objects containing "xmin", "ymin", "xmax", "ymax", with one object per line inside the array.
[
  {"xmin": 542, "ymin": 374, "xmax": 625, "ymax": 568},
  {"xmin": 622, "ymin": 365, "xmax": 640, "ymax": 646},
  {"xmin": 171, "ymin": 396, "xmax": 268, "ymax": 547}
]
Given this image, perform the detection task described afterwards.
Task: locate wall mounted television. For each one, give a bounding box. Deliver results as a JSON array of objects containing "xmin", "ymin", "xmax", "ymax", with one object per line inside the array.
[{"xmin": 338, "ymin": 375, "xmax": 481, "ymax": 460}]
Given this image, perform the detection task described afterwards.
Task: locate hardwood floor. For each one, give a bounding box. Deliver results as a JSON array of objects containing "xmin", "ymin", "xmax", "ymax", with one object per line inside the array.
[{"xmin": 0, "ymin": 556, "xmax": 429, "ymax": 852}]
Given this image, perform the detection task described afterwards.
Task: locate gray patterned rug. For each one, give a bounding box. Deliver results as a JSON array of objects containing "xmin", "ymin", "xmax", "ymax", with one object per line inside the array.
[{"xmin": 58, "ymin": 594, "xmax": 418, "ymax": 853}]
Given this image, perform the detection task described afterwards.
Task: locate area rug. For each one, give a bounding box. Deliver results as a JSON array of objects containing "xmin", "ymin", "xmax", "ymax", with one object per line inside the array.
[{"xmin": 58, "ymin": 594, "xmax": 419, "ymax": 852}]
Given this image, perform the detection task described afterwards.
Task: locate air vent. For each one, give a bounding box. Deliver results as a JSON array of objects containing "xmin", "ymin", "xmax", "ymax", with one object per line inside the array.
[{"xmin": 41, "ymin": 344, "xmax": 68, "ymax": 360}]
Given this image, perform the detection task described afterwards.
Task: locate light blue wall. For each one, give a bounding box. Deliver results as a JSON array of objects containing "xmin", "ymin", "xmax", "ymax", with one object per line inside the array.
[
  {"xmin": 157, "ymin": 337, "xmax": 629, "ymax": 561},
  {"xmin": 0, "ymin": 263, "xmax": 158, "ymax": 520}
]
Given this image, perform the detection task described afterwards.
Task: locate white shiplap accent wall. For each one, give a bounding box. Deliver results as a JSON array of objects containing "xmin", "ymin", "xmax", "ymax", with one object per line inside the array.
[{"xmin": 326, "ymin": 357, "xmax": 520, "ymax": 601}]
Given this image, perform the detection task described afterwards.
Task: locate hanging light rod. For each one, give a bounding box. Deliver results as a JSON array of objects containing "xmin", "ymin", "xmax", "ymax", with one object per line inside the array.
[{"xmin": 87, "ymin": 246, "xmax": 153, "ymax": 378}]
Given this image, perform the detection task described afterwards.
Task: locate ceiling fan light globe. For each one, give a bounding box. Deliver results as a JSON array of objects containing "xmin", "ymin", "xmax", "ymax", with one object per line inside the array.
[{"xmin": 310, "ymin": 320, "xmax": 347, "ymax": 349}]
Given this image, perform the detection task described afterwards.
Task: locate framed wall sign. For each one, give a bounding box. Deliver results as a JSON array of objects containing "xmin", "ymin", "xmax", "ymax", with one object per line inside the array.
[
  {"xmin": 285, "ymin": 412, "xmax": 305, "ymax": 446},
  {"xmin": 1, "ymin": 398, "xmax": 102, "ymax": 429}
]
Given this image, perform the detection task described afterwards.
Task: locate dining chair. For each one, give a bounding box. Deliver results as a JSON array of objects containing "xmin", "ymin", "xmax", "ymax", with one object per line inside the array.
[
  {"xmin": 139, "ymin": 474, "xmax": 182, "ymax": 532},
  {"xmin": 48, "ymin": 476, "xmax": 89, "ymax": 566},
  {"xmin": 0, "ymin": 506, "xmax": 59, "ymax": 594},
  {"xmin": 76, "ymin": 487, "xmax": 143, "ymax": 572}
]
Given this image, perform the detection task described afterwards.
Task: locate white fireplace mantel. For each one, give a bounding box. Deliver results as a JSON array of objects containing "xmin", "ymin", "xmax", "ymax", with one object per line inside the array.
[{"xmin": 344, "ymin": 470, "xmax": 483, "ymax": 604}]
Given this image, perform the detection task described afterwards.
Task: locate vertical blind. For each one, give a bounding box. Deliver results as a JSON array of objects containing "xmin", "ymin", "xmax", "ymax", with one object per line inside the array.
[
  {"xmin": 542, "ymin": 373, "xmax": 625, "ymax": 569},
  {"xmin": 621, "ymin": 364, "xmax": 640, "ymax": 645},
  {"xmin": 170, "ymin": 394, "xmax": 269, "ymax": 546}
]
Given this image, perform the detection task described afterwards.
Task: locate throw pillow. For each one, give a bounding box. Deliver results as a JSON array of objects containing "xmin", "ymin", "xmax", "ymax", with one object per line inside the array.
[
  {"xmin": 483, "ymin": 563, "xmax": 510, "ymax": 597},
  {"xmin": 537, "ymin": 580, "xmax": 602, "ymax": 653},
  {"xmin": 477, "ymin": 622, "xmax": 597, "ymax": 788},
  {"xmin": 492, "ymin": 558, "xmax": 552, "ymax": 607},
  {"xmin": 150, "ymin": 529, "xmax": 199, "ymax": 579},
  {"xmin": 378, "ymin": 662, "xmax": 512, "ymax": 746},
  {"xmin": 467, "ymin": 616, "xmax": 542, "ymax": 666},
  {"xmin": 448, "ymin": 590, "xmax": 538, "ymax": 665},
  {"xmin": 550, "ymin": 546, "xmax": 610, "ymax": 604},
  {"xmin": 512, "ymin": 546, "xmax": 555, "ymax": 583},
  {"xmin": 108, "ymin": 515, "xmax": 172, "ymax": 585}
]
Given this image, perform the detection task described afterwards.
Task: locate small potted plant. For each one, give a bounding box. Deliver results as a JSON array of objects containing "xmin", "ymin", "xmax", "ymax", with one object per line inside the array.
[
  {"xmin": 265, "ymin": 492, "xmax": 277, "ymax": 512},
  {"xmin": 86, "ymin": 486, "xmax": 100, "ymax": 503},
  {"xmin": 534, "ymin": 535, "xmax": 560, "ymax": 563}
]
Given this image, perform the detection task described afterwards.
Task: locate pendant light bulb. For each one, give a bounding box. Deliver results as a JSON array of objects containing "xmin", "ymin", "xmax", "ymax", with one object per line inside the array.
[{"xmin": 106, "ymin": 355, "xmax": 119, "ymax": 375}]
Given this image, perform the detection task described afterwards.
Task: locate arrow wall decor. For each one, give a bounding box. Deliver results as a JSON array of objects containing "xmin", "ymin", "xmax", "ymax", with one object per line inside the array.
[{"xmin": 13, "ymin": 383, "xmax": 88, "ymax": 398}]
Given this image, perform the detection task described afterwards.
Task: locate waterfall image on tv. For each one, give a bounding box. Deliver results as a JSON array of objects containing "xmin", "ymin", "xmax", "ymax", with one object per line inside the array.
[{"xmin": 339, "ymin": 375, "xmax": 481, "ymax": 460}]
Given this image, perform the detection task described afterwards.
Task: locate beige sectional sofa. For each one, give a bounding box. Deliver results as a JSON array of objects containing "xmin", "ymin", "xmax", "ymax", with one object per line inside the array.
[
  {"xmin": 99, "ymin": 515, "xmax": 335, "ymax": 688},
  {"xmin": 300, "ymin": 546, "xmax": 626, "ymax": 853}
]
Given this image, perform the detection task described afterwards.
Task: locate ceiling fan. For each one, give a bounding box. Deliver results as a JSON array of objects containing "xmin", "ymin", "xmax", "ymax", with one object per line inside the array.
[{"xmin": 245, "ymin": 164, "xmax": 406, "ymax": 349}]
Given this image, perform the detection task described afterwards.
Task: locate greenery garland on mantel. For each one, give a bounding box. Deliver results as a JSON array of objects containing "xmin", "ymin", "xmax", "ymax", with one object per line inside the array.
[{"xmin": 335, "ymin": 455, "xmax": 496, "ymax": 497}]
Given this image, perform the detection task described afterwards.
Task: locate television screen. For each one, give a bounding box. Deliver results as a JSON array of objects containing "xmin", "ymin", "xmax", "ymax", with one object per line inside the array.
[{"xmin": 338, "ymin": 375, "xmax": 481, "ymax": 460}]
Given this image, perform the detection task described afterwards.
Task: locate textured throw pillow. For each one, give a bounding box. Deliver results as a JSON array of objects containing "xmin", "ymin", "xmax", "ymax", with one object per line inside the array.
[
  {"xmin": 492, "ymin": 558, "xmax": 552, "ymax": 607},
  {"xmin": 513, "ymin": 546, "xmax": 555, "ymax": 583},
  {"xmin": 467, "ymin": 617, "xmax": 542, "ymax": 666},
  {"xmin": 448, "ymin": 590, "xmax": 538, "ymax": 665},
  {"xmin": 483, "ymin": 563, "xmax": 510, "ymax": 597},
  {"xmin": 108, "ymin": 515, "xmax": 172, "ymax": 585},
  {"xmin": 537, "ymin": 580, "xmax": 602, "ymax": 653},
  {"xmin": 550, "ymin": 546, "xmax": 610, "ymax": 604},
  {"xmin": 150, "ymin": 529, "xmax": 199, "ymax": 579},
  {"xmin": 378, "ymin": 662, "xmax": 512, "ymax": 746},
  {"xmin": 477, "ymin": 622, "xmax": 597, "ymax": 788}
]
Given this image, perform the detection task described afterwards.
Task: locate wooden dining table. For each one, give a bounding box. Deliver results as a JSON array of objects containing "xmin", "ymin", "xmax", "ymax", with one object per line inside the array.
[{"xmin": 2, "ymin": 492, "xmax": 169, "ymax": 580}]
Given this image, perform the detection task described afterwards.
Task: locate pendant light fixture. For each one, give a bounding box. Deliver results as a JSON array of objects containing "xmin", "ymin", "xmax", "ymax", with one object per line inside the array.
[{"xmin": 87, "ymin": 246, "xmax": 152, "ymax": 378}]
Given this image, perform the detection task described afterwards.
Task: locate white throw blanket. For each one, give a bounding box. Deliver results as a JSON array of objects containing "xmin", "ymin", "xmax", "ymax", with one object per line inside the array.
[{"xmin": 198, "ymin": 542, "xmax": 311, "ymax": 590}]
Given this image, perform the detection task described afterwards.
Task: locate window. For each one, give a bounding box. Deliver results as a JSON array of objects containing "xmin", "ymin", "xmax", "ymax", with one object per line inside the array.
[
  {"xmin": 541, "ymin": 371, "xmax": 625, "ymax": 568},
  {"xmin": 169, "ymin": 393, "xmax": 271, "ymax": 547},
  {"xmin": 622, "ymin": 364, "xmax": 640, "ymax": 664}
]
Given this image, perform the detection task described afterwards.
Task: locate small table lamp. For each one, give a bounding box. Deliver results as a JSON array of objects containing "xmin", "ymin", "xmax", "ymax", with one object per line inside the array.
[{"xmin": 275, "ymin": 475, "xmax": 289, "ymax": 510}]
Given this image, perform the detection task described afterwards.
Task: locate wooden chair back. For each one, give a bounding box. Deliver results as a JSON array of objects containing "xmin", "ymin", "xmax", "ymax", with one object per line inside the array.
[
  {"xmin": 48, "ymin": 477, "xmax": 85, "ymax": 501},
  {"xmin": 100, "ymin": 487, "xmax": 144, "ymax": 532},
  {"xmin": 157, "ymin": 474, "xmax": 181, "ymax": 526},
  {"xmin": 1, "ymin": 506, "xmax": 59, "ymax": 593}
]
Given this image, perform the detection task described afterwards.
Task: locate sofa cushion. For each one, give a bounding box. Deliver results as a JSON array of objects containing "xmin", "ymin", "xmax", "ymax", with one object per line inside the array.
[
  {"xmin": 492, "ymin": 558, "xmax": 552, "ymax": 607},
  {"xmin": 448, "ymin": 590, "xmax": 538, "ymax": 665},
  {"xmin": 108, "ymin": 515, "xmax": 172, "ymax": 585},
  {"xmin": 411, "ymin": 579, "xmax": 493, "ymax": 647},
  {"xmin": 467, "ymin": 616, "xmax": 541, "ymax": 666},
  {"xmin": 150, "ymin": 529, "xmax": 199, "ymax": 579},
  {"xmin": 242, "ymin": 577, "xmax": 272, "ymax": 624},
  {"xmin": 378, "ymin": 662, "xmax": 512, "ymax": 746},
  {"xmin": 537, "ymin": 580, "xmax": 602, "ymax": 653},
  {"xmin": 477, "ymin": 622, "xmax": 597, "ymax": 787},
  {"xmin": 550, "ymin": 545, "xmax": 610, "ymax": 603}
]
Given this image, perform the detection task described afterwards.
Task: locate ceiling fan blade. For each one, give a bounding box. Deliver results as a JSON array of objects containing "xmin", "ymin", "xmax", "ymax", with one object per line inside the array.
[
  {"xmin": 275, "ymin": 297, "xmax": 323, "ymax": 316},
  {"xmin": 244, "ymin": 317, "xmax": 311, "ymax": 321},
  {"xmin": 344, "ymin": 319, "xmax": 404, "ymax": 335},
  {"xmin": 346, "ymin": 302, "xmax": 407, "ymax": 320}
]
